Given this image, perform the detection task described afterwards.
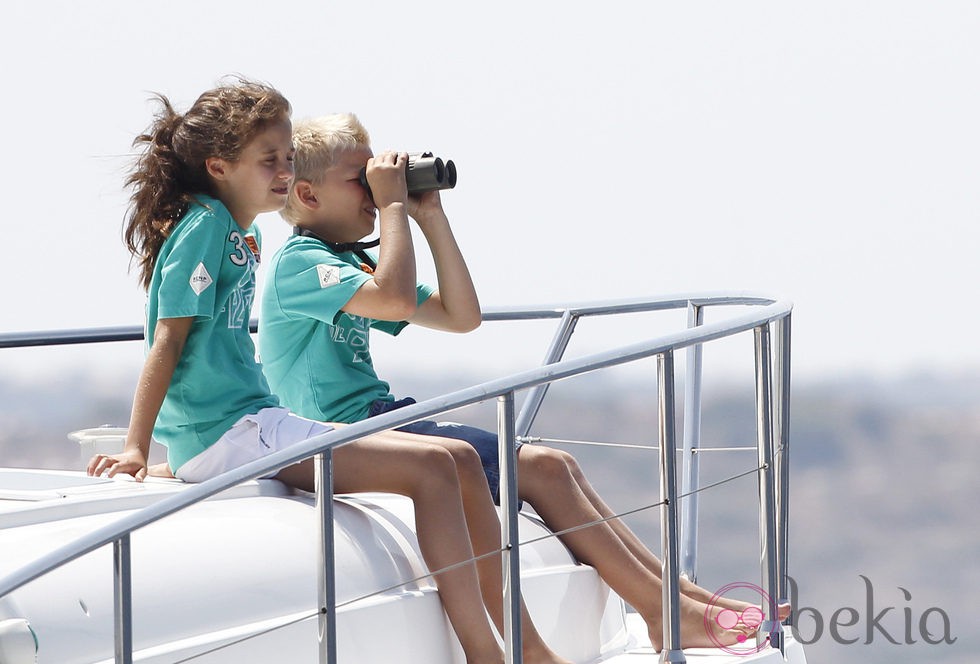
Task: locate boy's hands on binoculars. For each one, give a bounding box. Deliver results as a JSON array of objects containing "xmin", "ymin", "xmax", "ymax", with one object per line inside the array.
[
  {"xmin": 364, "ymin": 151, "xmax": 409, "ymax": 208},
  {"xmin": 407, "ymin": 189, "xmax": 446, "ymax": 228}
]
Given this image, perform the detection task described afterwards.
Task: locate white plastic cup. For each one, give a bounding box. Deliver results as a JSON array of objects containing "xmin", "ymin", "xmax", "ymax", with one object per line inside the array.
[{"xmin": 68, "ymin": 426, "xmax": 128, "ymax": 464}]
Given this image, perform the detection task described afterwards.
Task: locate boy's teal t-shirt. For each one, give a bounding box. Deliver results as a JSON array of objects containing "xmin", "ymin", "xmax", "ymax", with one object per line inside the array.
[
  {"xmin": 146, "ymin": 195, "xmax": 279, "ymax": 471},
  {"xmin": 259, "ymin": 234, "xmax": 433, "ymax": 423}
]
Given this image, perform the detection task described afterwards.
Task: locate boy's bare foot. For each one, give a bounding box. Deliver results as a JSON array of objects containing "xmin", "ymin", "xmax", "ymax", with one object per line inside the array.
[
  {"xmin": 646, "ymin": 596, "xmax": 753, "ymax": 652},
  {"xmin": 709, "ymin": 595, "xmax": 791, "ymax": 623},
  {"xmin": 680, "ymin": 578, "xmax": 791, "ymax": 622}
]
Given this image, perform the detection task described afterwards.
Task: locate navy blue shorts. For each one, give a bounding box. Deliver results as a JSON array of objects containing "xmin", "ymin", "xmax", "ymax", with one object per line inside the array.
[{"xmin": 369, "ymin": 397, "xmax": 520, "ymax": 506}]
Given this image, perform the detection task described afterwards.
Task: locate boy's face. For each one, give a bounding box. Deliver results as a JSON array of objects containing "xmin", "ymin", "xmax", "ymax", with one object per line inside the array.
[{"xmin": 304, "ymin": 145, "xmax": 376, "ymax": 242}]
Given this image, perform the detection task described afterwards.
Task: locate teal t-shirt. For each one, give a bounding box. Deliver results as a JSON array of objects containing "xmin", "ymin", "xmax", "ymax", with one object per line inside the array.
[
  {"xmin": 147, "ymin": 195, "xmax": 279, "ymax": 471},
  {"xmin": 259, "ymin": 234, "xmax": 433, "ymax": 423}
]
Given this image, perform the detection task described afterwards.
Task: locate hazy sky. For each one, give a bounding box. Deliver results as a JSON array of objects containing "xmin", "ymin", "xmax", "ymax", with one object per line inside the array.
[{"xmin": 2, "ymin": 1, "xmax": 979, "ymax": 385}]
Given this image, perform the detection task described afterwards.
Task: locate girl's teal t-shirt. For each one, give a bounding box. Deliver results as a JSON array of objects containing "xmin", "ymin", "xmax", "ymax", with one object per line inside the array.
[{"xmin": 146, "ymin": 195, "xmax": 279, "ymax": 472}]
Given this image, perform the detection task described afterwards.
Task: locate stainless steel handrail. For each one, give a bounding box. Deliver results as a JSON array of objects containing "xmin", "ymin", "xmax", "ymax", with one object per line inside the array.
[
  {"xmin": 0, "ymin": 291, "xmax": 776, "ymax": 348},
  {"xmin": 0, "ymin": 292, "xmax": 793, "ymax": 664}
]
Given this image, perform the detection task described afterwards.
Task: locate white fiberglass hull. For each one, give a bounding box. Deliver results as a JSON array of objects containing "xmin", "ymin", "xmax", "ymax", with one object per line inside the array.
[
  {"xmin": 0, "ymin": 469, "xmax": 807, "ymax": 664},
  {"xmin": 0, "ymin": 469, "xmax": 628, "ymax": 664}
]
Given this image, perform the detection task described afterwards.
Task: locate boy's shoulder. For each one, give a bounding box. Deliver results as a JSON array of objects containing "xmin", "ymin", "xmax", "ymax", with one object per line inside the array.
[
  {"xmin": 268, "ymin": 234, "xmax": 355, "ymax": 284},
  {"xmin": 273, "ymin": 234, "xmax": 348, "ymax": 264}
]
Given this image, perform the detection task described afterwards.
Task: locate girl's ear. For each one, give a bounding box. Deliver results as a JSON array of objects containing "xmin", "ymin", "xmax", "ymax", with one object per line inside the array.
[
  {"xmin": 205, "ymin": 157, "xmax": 228, "ymax": 181},
  {"xmin": 294, "ymin": 180, "xmax": 319, "ymax": 210}
]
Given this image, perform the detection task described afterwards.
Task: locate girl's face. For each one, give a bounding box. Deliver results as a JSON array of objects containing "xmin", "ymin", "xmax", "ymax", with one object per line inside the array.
[
  {"xmin": 209, "ymin": 117, "xmax": 295, "ymax": 227},
  {"xmin": 305, "ymin": 145, "xmax": 377, "ymax": 243}
]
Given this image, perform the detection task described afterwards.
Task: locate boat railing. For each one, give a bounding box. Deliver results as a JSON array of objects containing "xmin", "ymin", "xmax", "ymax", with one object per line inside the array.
[{"xmin": 0, "ymin": 291, "xmax": 793, "ymax": 664}]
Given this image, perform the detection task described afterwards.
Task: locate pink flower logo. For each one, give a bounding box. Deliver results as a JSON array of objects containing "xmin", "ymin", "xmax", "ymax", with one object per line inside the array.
[{"xmin": 704, "ymin": 581, "xmax": 774, "ymax": 656}]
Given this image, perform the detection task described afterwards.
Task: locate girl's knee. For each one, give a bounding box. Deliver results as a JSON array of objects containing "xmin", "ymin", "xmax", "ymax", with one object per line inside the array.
[
  {"xmin": 408, "ymin": 444, "xmax": 459, "ymax": 485},
  {"xmin": 442, "ymin": 439, "xmax": 482, "ymax": 469},
  {"xmin": 404, "ymin": 448, "xmax": 463, "ymax": 503},
  {"xmin": 441, "ymin": 441, "xmax": 488, "ymax": 490}
]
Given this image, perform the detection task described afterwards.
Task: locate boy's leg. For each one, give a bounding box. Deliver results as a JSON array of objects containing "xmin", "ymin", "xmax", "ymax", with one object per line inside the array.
[
  {"xmin": 543, "ymin": 448, "xmax": 790, "ymax": 620},
  {"xmin": 515, "ymin": 444, "xmax": 751, "ymax": 651}
]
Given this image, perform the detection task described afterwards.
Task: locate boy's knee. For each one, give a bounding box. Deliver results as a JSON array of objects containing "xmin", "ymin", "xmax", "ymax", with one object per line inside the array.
[
  {"xmin": 560, "ymin": 450, "xmax": 585, "ymax": 479},
  {"xmin": 520, "ymin": 446, "xmax": 574, "ymax": 485}
]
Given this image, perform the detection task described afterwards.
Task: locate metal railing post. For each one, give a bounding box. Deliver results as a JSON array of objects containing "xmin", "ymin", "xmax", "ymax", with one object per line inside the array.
[
  {"xmin": 774, "ymin": 314, "xmax": 792, "ymax": 619},
  {"xmin": 680, "ymin": 302, "xmax": 704, "ymax": 582},
  {"xmin": 113, "ymin": 534, "xmax": 133, "ymax": 664},
  {"xmin": 657, "ymin": 351, "xmax": 686, "ymax": 663},
  {"xmin": 515, "ymin": 310, "xmax": 578, "ymax": 438},
  {"xmin": 498, "ymin": 391, "xmax": 523, "ymax": 664},
  {"xmin": 315, "ymin": 451, "xmax": 337, "ymax": 664},
  {"xmin": 754, "ymin": 325, "xmax": 783, "ymax": 654}
]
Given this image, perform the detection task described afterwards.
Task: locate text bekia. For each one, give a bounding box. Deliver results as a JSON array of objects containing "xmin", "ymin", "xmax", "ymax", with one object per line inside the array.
[{"xmin": 787, "ymin": 575, "xmax": 956, "ymax": 646}]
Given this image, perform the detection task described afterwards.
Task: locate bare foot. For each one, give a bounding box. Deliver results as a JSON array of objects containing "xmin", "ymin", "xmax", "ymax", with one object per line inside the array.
[
  {"xmin": 146, "ymin": 462, "xmax": 175, "ymax": 479},
  {"xmin": 709, "ymin": 595, "xmax": 791, "ymax": 623},
  {"xmin": 680, "ymin": 578, "xmax": 791, "ymax": 622},
  {"xmin": 646, "ymin": 596, "xmax": 753, "ymax": 652}
]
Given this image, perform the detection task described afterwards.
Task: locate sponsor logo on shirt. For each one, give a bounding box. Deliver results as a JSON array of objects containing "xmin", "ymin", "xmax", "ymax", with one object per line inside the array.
[
  {"xmin": 316, "ymin": 264, "xmax": 341, "ymax": 289},
  {"xmin": 189, "ymin": 263, "xmax": 213, "ymax": 295},
  {"xmin": 244, "ymin": 235, "xmax": 261, "ymax": 263}
]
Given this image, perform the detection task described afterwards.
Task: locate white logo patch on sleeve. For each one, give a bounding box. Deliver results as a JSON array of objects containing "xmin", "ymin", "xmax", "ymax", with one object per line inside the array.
[
  {"xmin": 316, "ymin": 264, "xmax": 341, "ymax": 289},
  {"xmin": 189, "ymin": 262, "xmax": 213, "ymax": 295}
]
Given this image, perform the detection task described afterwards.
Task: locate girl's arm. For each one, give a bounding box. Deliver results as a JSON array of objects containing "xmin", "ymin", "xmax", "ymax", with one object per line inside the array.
[{"xmin": 87, "ymin": 316, "xmax": 194, "ymax": 481}]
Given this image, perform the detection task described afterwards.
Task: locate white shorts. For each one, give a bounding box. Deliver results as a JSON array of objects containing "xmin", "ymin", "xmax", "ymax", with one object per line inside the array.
[{"xmin": 176, "ymin": 407, "xmax": 333, "ymax": 483}]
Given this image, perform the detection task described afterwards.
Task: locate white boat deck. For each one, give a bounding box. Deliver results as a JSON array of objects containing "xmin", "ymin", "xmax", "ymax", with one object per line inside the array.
[{"xmin": 603, "ymin": 614, "xmax": 807, "ymax": 663}]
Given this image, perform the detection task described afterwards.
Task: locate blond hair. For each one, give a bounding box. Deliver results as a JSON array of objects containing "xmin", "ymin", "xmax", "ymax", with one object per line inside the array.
[{"xmin": 281, "ymin": 113, "xmax": 371, "ymax": 223}]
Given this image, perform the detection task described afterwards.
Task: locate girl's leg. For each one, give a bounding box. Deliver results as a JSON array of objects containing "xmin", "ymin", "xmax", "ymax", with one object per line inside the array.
[
  {"xmin": 385, "ymin": 431, "xmax": 571, "ymax": 664},
  {"xmin": 516, "ymin": 444, "xmax": 750, "ymax": 651},
  {"xmin": 274, "ymin": 434, "xmax": 503, "ymax": 664}
]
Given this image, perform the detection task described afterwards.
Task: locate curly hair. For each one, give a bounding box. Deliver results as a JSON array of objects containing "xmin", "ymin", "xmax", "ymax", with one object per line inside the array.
[{"xmin": 123, "ymin": 77, "xmax": 291, "ymax": 289}]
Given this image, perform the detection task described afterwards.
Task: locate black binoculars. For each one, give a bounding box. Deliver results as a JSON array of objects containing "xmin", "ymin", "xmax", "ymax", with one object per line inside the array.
[{"xmin": 358, "ymin": 152, "xmax": 457, "ymax": 200}]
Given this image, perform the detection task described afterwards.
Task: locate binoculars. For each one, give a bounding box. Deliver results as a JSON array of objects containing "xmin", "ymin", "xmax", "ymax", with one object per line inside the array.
[{"xmin": 358, "ymin": 152, "xmax": 457, "ymax": 200}]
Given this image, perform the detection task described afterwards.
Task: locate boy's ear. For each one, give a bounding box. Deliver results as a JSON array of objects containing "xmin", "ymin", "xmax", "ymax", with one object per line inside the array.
[
  {"xmin": 294, "ymin": 180, "xmax": 319, "ymax": 210},
  {"xmin": 205, "ymin": 157, "xmax": 229, "ymax": 181}
]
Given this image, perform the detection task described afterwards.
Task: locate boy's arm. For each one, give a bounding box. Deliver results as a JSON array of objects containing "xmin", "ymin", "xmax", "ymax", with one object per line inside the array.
[
  {"xmin": 87, "ymin": 316, "xmax": 193, "ymax": 481},
  {"xmin": 407, "ymin": 192, "xmax": 482, "ymax": 333},
  {"xmin": 341, "ymin": 152, "xmax": 419, "ymax": 322}
]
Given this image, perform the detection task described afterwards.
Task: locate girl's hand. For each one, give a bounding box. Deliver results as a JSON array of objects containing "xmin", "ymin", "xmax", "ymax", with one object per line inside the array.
[{"xmin": 87, "ymin": 449, "xmax": 149, "ymax": 482}]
